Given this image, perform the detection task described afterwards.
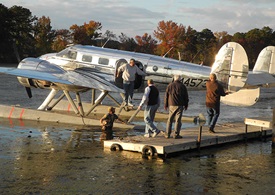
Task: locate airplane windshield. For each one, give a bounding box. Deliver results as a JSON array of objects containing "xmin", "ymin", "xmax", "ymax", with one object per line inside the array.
[
  {"xmin": 57, "ymin": 48, "xmax": 77, "ymax": 59},
  {"xmin": 37, "ymin": 60, "xmax": 65, "ymax": 74}
]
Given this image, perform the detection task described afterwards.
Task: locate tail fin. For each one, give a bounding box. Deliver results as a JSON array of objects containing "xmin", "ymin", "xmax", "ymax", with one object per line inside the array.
[
  {"xmin": 253, "ymin": 46, "xmax": 275, "ymax": 74},
  {"xmin": 246, "ymin": 46, "xmax": 275, "ymax": 88},
  {"xmin": 212, "ymin": 42, "xmax": 261, "ymax": 106},
  {"xmin": 211, "ymin": 42, "xmax": 249, "ymax": 92}
]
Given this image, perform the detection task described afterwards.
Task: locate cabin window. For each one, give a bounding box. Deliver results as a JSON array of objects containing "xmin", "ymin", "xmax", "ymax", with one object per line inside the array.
[
  {"xmin": 82, "ymin": 55, "xmax": 93, "ymax": 62},
  {"xmin": 98, "ymin": 57, "xmax": 109, "ymax": 65}
]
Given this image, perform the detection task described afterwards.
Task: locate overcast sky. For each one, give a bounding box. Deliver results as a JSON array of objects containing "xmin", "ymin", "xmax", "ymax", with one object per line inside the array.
[{"xmin": 2, "ymin": 0, "xmax": 275, "ymax": 38}]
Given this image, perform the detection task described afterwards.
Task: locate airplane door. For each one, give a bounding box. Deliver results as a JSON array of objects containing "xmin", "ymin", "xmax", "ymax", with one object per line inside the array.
[
  {"xmin": 134, "ymin": 61, "xmax": 144, "ymax": 89},
  {"xmin": 114, "ymin": 59, "xmax": 127, "ymax": 89},
  {"xmin": 114, "ymin": 59, "xmax": 145, "ymax": 90}
]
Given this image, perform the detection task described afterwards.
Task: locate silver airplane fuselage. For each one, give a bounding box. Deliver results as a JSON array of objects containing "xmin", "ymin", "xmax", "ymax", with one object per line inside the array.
[{"xmin": 40, "ymin": 45, "xmax": 211, "ymax": 90}]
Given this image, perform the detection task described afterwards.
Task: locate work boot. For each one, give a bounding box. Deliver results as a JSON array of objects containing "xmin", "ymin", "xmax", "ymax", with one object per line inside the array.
[
  {"xmin": 144, "ymin": 133, "xmax": 151, "ymax": 138},
  {"xmin": 174, "ymin": 135, "xmax": 183, "ymax": 139},
  {"xmin": 152, "ymin": 130, "xmax": 160, "ymax": 138},
  {"xmin": 208, "ymin": 128, "xmax": 216, "ymax": 133},
  {"xmin": 164, "ymin": 133, "xmax": 170, "ymax": 139}
]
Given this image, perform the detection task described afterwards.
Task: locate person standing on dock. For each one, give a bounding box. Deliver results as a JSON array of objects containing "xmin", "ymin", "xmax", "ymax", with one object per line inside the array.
[
  {"xmin": 138, "ymin": 79, "xmax": 161, "ymax": 138},
  {"xmin": 116, "ymin": 58, "xmax": 146, "ymax": 107},
  {"xmin": 206, "ymin": 73, "xmax": 229, "ymax": 133},
  {"xmin": 164, "ymin": 75, "xmax": 189, "ymax": 139}
]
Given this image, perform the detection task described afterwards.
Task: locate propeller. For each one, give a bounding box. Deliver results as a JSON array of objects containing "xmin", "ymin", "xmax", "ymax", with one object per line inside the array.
[
  {"xmin": 13, "ymin": 41, "xmax": 33, "ymax": 98},
  {"xmin": 25, "ymin": 87, "xmax": 32, "ymax": 98}
]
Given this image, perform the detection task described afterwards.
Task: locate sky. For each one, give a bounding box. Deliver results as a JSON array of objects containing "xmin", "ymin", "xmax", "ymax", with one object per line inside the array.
[{"xmin": 2, "ymin": 0, "xmax": 275, "ymax": 39}]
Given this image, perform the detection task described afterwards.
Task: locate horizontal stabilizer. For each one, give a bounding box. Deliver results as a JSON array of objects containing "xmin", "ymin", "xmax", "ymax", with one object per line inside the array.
[
  {"xmin": 246, "ymin": 72, "xmax": 275, "ymax": 87},
  {"xmin": 221, "ymin": 88, "xmax": 260, "ymax": 107}
]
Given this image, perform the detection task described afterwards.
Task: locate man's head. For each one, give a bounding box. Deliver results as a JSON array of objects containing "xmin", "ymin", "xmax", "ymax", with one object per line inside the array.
[
  {"xmin": 129, "ymin": 59, "xmax": 135, "ymax": 66},
  {"xmin": 209, "ymin": 73, "xmax": 217, "ymax": 81},
  {"xmin": 173, "ymin": 74, "xmax": 182, "ymax": 81},
  {"xmin": 108, "ymin": 106, "xmax": 115, "ymax": 113},
  {"xmin": 147, "ymin": 79, "xmax": 154, "ymax": 85}
]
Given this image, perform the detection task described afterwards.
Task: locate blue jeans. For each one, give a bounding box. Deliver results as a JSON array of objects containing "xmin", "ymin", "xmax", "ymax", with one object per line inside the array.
[
  {"xmin": 206, "ymin": 107, "xmax": 220, "ymax": 130},
  {"xmin": 166, "ymin": 106, "xmax": 184, "ymax": 136},
  {"xmin": 123, "ymin": 81, "xmax": 135, "ymax": 104},
  {"xmin": 144, "ymin": 104, "xmax": 159, "ymax": 135}
]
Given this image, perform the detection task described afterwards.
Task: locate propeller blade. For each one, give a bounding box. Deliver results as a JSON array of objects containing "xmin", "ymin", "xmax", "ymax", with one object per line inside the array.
[{"xmin": 25, "ymin": 87, "xmax": 32, "ymax": 98}]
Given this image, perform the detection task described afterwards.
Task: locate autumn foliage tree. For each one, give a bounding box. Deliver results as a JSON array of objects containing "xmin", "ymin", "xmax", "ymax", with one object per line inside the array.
[
  {"xmin": 51, "ymin": 29, "xmax": 71, "ymax": 52},
  {"xmin": 135, "ymin": 33, "xmax": 157, "ymax": 54},
  {"xmin": 154, "ymin": 20, "xmax": 186, "ymax": 58},
  {"xmin": 70, "ymin": 20, "xmax": 102, "ymax": 45}
]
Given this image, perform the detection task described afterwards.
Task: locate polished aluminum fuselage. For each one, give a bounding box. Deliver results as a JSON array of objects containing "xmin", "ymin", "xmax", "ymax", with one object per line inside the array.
[{"xmin": 40, "ymin": 45, "xmax": 211, "ymax": 89}]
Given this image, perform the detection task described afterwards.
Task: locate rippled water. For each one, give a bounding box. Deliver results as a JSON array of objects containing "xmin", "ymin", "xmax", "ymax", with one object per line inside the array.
[
  {"xmin": 0, "ymin": 73, "xmax": 274, "ymax": 194},
  {"xmin": 0, "ymin": 120, "xmax": 274, "ymax": 194}
]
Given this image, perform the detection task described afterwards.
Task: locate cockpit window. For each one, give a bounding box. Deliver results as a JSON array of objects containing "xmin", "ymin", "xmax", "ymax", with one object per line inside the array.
[
  {"xmin": 57, "ymin": 48, "xmax": 77, "ymax": 60},
  {"xmin": 82, "ymin": 55, "xmax": 93, "ymax": 62},
  {"xmin": 98, "ymin": 57, "xmax": 109, "ymax": 65}
]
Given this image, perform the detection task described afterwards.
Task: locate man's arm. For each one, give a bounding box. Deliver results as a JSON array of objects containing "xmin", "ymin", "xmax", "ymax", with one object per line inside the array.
[
  {"xmin": 116, "ymin": 64, "xmax": 126, "ymax": 77},
  {"xmin": 100, "ymin": 114, "xmax": 107, "ymax": 125},
  {"xmin": 138, "ymin": 86, "xmax": 150, "ymax": 109},
  {"xmin": 136, "ymin": 66, "xmax": 146, "ymax": 76},
  {"xmin": 117, "ymin": 117, "xmax": 126, "ymax": 124},
  {"xmin": 219, "ymin": 84, "xmax": 227, "ymax": 96}
]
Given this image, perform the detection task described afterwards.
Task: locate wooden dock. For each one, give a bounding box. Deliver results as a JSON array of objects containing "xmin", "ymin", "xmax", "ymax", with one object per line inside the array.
[{"xmin": 104, "ymin": 118, "xmax": 273, "ymax": 157}]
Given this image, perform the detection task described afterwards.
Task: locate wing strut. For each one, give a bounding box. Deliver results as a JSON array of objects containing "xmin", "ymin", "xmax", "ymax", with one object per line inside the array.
[
  {"xmin": 47, "ymin": 93, "xmax": 66, "ymax": 110},
  {"xmin": 63, "ymin": 90, "xmax": 81, "ymax": 116},
  {"xmin": 76, "ymin": 92, "xmax": 84, "ymax": 116},
  {"xmin": 38, "ymin": 89, "xmax": 59, "ymax": 110},
  {"xmin": 85, "ymin": 91, "xmax": 109, "ymax": 116}
]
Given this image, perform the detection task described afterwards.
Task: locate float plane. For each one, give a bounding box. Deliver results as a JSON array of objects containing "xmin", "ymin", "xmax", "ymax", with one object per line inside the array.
[{"xmin": 0, "ymin": 42, "xmax": 274, "ymax": 117}]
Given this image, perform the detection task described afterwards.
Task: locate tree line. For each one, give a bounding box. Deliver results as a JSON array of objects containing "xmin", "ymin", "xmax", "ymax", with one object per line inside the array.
[{"xmin": 1, "ymin": 3, "xmax": 275, "ymax": 69}]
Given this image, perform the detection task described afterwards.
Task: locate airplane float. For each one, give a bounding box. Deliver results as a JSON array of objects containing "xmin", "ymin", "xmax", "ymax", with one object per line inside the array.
[{"xmin": 0, "ymin": 42, "xmax": 274, "ymax": 118}]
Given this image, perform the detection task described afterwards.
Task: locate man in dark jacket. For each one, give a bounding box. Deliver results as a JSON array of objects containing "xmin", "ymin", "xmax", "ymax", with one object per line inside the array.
[
  {"xmin": 206, "ymin": 73, "xmax": 228, "ymax": 133},
  {"xmin": 164, "ymin": 75, "xmax": 189, "ymax": 139}
]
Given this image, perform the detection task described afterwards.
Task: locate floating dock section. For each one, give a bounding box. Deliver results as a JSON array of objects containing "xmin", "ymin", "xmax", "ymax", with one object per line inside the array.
[{"xmin": 104, "ymin": 119, "xmax": 273, "ymax": 157}]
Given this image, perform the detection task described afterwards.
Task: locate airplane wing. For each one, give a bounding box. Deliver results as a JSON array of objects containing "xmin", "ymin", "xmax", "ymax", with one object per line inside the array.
[
  {"xmin": 0, "ymin": 67, "xmax": 72, "ymax": 85},
  {"xmin": 0, "ymin": 60, "xmax": 124, "ymax": 93}
]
